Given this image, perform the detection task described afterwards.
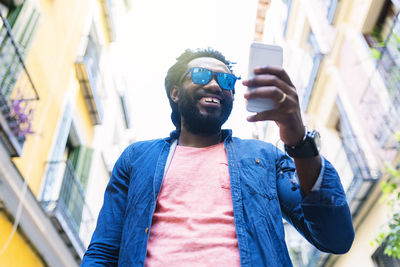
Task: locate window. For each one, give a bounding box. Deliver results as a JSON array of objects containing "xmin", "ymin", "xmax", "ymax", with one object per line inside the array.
[
  {"xmin": 335, "ymin": 97, "xmax": 378, "ymax": 215},
  {"xmin": 360, "ymin": 0, "xmax": 400, "ymax": 149},
  {"xmin": 75, "ymin": 23, "xmax": 104, "ymax": 125},
  {"xmin": 364, "ymin": 0, "xmax": 399, "ymax": 59},
  {"xmin": 119, "ymin": 93, "xmax": 131, "ymax": 129},
  {"xmin": 0, "ymin": 1, "xmax": 40, "ymax": 156},
  {"xmin": 0, "ymin": 1, "xmax": 40, "ymax": 100},
  {"xmin": 302, "ymin": 31, "xmax": 322, "ymax": 111},
  {"xmin": 364, "ymin": 1, "xmax": 400, "ymax": 112},
  {"xmin": 326, "ymin": 0, "xmax": 339, "ymax": 23},
  {"xmin": 59, "ymin": 138, "xmax": 93, "ymax": 229},
  {"xmin": 282, "ymin": 0, "xmax": 292, "ymax": 37},
  {"xmin": 84, "ymin": 25, "xmax": 101, "ymax": 92},
  {"xmin": 368, "ymin": 1, "xmax": 398, "ymax": 45},
  {"xmin": 100, "ymin": 0, "xmax": 116, "ymax": 42},
  {"xmin": 40, "ymin": 102, "xmax": 94, "ymax": 257}
]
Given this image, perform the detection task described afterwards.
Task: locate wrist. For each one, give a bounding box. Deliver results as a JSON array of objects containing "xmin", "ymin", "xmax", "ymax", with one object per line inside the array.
[
  {"xmin": 284, "ymin": 129, "xmax": 321, "ymax": 158},
  {"xmin": 284, "ymin": 125, "xmax": 307, "ymax": 147}
]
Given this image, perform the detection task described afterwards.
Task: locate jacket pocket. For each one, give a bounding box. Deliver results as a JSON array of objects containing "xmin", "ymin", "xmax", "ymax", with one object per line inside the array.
[{"xmin": 239, "ymin": 157, "xmax": 276, "ymax": 199}]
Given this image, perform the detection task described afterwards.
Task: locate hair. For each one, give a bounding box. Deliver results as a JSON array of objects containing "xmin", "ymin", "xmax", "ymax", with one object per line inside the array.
[{"xmin": 164, "ymin": 48, "xmax": 235, "ymax": 128}]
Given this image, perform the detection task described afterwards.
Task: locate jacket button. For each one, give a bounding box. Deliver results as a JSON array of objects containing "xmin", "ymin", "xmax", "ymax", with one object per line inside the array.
[
  {"xmin": 145, "ymin": 227, "xmax": 149, "ymax": 234},
  {"xmin": 255, "ymin": 158, "xmax": 260, "ymax": 164}
]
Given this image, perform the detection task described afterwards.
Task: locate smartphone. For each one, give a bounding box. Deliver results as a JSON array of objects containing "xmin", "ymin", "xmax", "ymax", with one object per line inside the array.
[{"xmin": 246, "ymin": 43, "xmax": 283, "ymax": 113}]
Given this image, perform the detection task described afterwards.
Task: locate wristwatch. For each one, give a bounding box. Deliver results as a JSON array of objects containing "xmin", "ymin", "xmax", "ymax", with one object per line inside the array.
[{"xmin": 284, "ymin": 129, "xmax": 321, "ymax": 158}]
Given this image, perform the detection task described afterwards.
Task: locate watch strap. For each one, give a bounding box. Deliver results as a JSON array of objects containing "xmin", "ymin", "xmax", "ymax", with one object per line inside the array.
[{"xmin": 284, "ymin": 130, "xmax": 320, "ymax": 158}]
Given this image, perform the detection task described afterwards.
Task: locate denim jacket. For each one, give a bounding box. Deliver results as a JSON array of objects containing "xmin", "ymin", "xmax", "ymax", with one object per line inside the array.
[{"xmin": 81, "ymin": 130, "xmax": 354, "ymax": 267}]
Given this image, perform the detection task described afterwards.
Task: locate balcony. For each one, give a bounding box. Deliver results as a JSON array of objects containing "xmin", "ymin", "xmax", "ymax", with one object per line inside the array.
[
  {"xmin": 75, "ymin": 34, "xmax": 103, "ymax": 125},
  {"xmin": 374, "ymin": 13, "xmax": 400, "ymax": 101},
  {"xmin": 361, "ymin": 12, "xmax": 400, "ymax": 152},
  {"xmin": 0, "ymin": 9, "xmax": 39, "ymax": 157},
  {"xmin": 41, "ymin": 160, "xmax": 94, "ymax": 260},
  {"xmin": 100, "ymin": 0, "xmax": 116, "ymax": 42},
  {"xmin": 376, "ymin": 12, "xmax": 400, "ymax": 131}
]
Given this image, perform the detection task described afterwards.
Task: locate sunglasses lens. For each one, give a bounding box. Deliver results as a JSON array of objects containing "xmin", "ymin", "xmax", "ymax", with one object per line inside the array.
[
  {"xmin": 189, "ymin": 67, "xmax": 237, "ymax": 90},
  {"xmin": 191, "ymin": 68, "xmax": 212, "ymax": 85},
  {"xmin": 217, "ymin": 73, "xmax": 236, "ymax": 90}
]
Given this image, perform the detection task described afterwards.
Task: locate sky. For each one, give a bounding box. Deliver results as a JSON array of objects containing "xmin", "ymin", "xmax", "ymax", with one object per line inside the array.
[{"xmin": 116, "ymin": 0, "xmax": 260, "ymax": 141}]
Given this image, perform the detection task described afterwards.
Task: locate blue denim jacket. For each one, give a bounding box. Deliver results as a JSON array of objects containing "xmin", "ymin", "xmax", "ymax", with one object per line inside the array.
[{"xmin": 81, "ymin": 130, "xmax": 354, "ymax": 266}]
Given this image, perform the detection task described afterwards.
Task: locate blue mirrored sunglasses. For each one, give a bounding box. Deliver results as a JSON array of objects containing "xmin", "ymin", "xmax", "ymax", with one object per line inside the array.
[{"xmin": 183, "ymin": 67, "xmax": 240, "ymax": 91}]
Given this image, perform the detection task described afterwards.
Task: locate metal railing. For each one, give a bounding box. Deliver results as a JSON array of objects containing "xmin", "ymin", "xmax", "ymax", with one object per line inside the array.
[
  {"xmin": 0, "ymin": 9, "xmax": 39, "ymax": 156},
  {"xmin": 361, "ymin": 11, "xmax": 400, "ymax": 151},
  {"xmin": 100, "ymin": 0, "xmax": 116, "ymax": 41},
  {"xmin": 376, "ymin": 12, "xmax": 400, "ymax": 113},
  {"xmin": 75, "ymin": 32, "xmax": 103, "ymax": 125},
  {"xmin": 41, "ymin": 160, "xmax": 94, "ymax": 259}
]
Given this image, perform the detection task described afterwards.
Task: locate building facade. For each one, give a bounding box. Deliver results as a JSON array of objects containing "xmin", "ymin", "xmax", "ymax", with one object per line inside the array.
[
  {"xmin": 0, "ymin": 0, "xmax": 133, "ymax": 266},
  {"xmin": 254, "ymin": 0, "xmax": 400, "ymax": 266}
]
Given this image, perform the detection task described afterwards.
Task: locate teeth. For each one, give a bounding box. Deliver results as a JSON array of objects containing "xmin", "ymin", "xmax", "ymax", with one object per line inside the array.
[{"xmin": 202, "ymin": 97, "xmax": 220, "ymax": 104}]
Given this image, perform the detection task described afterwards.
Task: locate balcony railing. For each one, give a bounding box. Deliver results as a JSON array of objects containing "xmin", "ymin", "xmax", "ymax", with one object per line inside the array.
[
  {"xmin": 0, "ymin": 9, "xmax": 39, "ymax": 156},
  {"xmin": 376, "ymin": 12, "xmax": 400, "ymax": 114},
  {"xmin": 75, "ymin": 33, "xmax": 103, "ymax": 125},
  {"xmin": 41, "ymin": 160, "xmax": 94, "ymax": 259},
  {"xmin": 361, "ymin": 12, "xmax": 400, "ymax": 153},
  {"xmin": 100, "ymin": 0, "xmax": 116, "ymax": 42}
]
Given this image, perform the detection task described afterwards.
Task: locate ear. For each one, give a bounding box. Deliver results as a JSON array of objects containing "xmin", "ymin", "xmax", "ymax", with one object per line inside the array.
[{"xmin": 170, "ymin": 86, "xmax": 180, "ymax": 103}]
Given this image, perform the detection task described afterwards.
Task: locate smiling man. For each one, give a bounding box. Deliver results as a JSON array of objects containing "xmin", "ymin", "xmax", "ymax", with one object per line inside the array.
[
  {"xmin": 170, "ymin": 56, "xmax": 234, "ymax": 145},
  {"xmin": 81, "ymin": 48, "xmax": 354, "ymax": 266}
]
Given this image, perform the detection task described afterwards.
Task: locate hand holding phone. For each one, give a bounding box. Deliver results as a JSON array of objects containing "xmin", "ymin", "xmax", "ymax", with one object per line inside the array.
[{"xmin": 246, "ymin": 43, "xmax": 283, "ymax": 113}]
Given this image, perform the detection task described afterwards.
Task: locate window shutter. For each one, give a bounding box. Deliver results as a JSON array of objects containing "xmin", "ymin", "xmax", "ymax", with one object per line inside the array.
[
  {"xmin": 0, "ymin": 1, "xmax": 40, "ymax": 99},
  {"xmin": 68, "ymin": 145, "xmax": 94, "ymax": 191}
]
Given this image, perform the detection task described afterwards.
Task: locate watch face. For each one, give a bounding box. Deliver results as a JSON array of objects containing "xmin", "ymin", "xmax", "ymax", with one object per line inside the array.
[{"xmin": 313, "ymin": 131, "xmax": 321, "ymax": 151}]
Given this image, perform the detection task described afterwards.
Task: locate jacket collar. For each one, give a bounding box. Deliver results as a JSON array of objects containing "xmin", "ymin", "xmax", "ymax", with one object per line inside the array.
[{"xmin": 164, "ymin": 129, "xmax": 233, "ymax": 144}]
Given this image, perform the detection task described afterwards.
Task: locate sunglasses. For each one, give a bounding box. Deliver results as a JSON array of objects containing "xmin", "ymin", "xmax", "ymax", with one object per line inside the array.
[{"xmin": 182, "ymin": 67, "xmax": 239, "ymax": 91}]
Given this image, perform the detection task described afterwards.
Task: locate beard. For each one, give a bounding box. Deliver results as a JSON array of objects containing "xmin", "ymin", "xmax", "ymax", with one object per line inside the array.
[{"xmin": 177, "ymin": 87, "xmax": 233, "ymax": 135}]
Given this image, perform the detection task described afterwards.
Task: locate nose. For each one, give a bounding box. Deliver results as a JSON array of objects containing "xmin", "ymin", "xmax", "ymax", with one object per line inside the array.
[{"xmin": 203, "ymin": 77, "xmax": 222, "ymax": 93}]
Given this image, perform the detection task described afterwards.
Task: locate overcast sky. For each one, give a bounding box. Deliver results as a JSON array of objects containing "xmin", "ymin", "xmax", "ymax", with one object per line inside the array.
[{"xmin": 117, "ymin": 0, "xmax": 260, "ymax": 140}]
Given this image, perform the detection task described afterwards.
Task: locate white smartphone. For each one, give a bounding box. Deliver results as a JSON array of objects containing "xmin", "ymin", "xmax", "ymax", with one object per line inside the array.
[{"xmin": 246, "ymin": 43, "xmax": 283, "ymax": 113}]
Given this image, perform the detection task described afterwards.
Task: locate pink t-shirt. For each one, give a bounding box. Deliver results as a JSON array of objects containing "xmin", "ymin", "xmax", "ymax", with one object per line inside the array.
[{"xmin": 145, "ymin": 142, "xmax": 241, "ymax": 266}]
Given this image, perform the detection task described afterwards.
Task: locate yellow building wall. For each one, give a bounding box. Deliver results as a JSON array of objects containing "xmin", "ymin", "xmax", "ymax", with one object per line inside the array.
[
  {"xmin": 11, "ymin": 0, "xmax": 95, "ymax": 196},
  {"xmin": 0, "ymin": 212, "xmax": 45, "ymax": 267},
  {"xmin": 75, "ymin": 75, "xmax": 96, "ymax": 139}
]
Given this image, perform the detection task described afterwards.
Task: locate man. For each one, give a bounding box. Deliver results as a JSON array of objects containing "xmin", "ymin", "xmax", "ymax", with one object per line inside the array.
[{"xmin": 81, "ymin": 48, "xmax": 354, "ymax": 266}]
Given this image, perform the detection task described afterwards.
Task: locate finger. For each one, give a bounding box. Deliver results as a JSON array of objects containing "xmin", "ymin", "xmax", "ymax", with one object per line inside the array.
[
  {"xmin": 247, "ymin": 109, "xmax": 281, "ymax": 122},
  {"xmin": 254, "ymin": 66, "xmax": 295, "ymax": 87},
  {"xmin": 244, "ymin": 86, "xmax": 284, "ymax": 103},
  {"xmin": 243, "ymin": 74, "xmax": 294, "ymax": 94}
]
